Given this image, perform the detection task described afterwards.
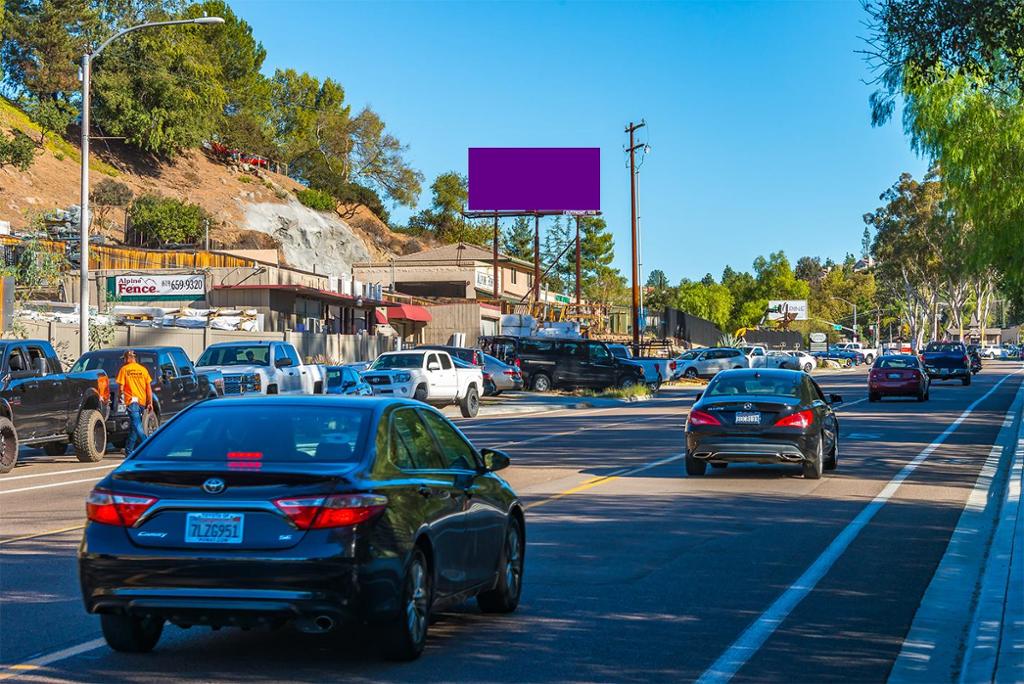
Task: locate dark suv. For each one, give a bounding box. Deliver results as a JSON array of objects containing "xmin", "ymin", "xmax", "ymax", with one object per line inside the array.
[{"xmin": 480, "ymin": 336, "xmax": 644, "ymax": 392}]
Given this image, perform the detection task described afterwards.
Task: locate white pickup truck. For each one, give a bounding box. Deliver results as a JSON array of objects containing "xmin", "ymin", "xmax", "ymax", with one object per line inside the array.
[
  {"xmin": 362, "ymin": 350, "xmax": 484, "ymax": 417},
  {"xmin": 606, "ymin": 344, "xmax": 673, "ymax": 387},
  {"xmin": 834, "ymin": 342, "xmax": 877, "ymax": 364},
  {"xmin": 196, "ymin": 341, "xmax": 328, "ymax": 396}
]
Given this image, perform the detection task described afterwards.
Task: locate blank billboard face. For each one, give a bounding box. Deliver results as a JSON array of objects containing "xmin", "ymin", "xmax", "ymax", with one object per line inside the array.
[{"xmin": 468, "ymin": 148, "xmax": 600, "ymax": 211}]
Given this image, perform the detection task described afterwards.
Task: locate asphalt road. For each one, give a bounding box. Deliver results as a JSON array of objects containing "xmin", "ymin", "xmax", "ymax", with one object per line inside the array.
[{"xmin": 1, "ymin": 363, "xmax": 1021, "ymax": 682}]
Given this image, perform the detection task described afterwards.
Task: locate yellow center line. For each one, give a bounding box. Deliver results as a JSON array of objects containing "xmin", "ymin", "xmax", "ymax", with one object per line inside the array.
[
  {"xmin": 525, "ymin": 451, "xmax": 687, "ymax": 510},
  {"xmin": 0, "ymin": 524, "xmax": 85, "ymax": 546}
]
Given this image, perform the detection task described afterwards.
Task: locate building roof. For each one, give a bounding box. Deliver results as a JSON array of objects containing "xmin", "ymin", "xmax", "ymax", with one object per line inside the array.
[
  {"xmin": 210, "ymin": 284, "xmax": 391, "ymax": 308},
  {"xmin": 365, "ymin": 242, "xmax": 534, "ymax": 270}
]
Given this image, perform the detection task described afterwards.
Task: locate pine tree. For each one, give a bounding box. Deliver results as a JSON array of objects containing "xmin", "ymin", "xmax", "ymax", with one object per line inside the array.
[{"xmin": 503, "ymin": 217, "xmax": 534, "ymax": 261}]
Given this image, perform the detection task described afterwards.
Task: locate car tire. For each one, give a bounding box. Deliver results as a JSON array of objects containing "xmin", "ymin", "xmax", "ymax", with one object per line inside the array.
[
  {"xmin": 0, "ymin": 417, "xmax": 18, "ymax": 474},
  {"xmin": 868, "ymin": 392, "xmax": 879, "ymax": 402},
  {"xmin": 100, "ymin": 613, "xmax": 164, "ymax": 653},
  {"xmin": 618, "ymin": 375, "xmax": 637, "ymax": 390},
  {"xmin": 73, "ymin": 409, "xmax": 106, "ymax": 463},
  {"xmin": 460, "ymin": 386, "xmax": 480, "ymax": 418},
  {"xmin": 477, "ymin": 517, "xmax": 524, "ymax": 614},
  {"xmin": 531, "ymin": 373, "xmax": 552, "ymax": 393},
  {"xmin": 962, "ymin": 375, "xmax": 971, "ymax": 386},
  {"xmin": 413, "ymin": 385, "xmax": 428, "ymax": 402},
  {"xmin": 865, "ymin": 354, "xmax": 874, "ymax": 365},
  {"xmin": 710, "ymin": 462, "xmax": 728, "ymax": 469},
  {"xmin": 803, "ymin": 437, "xmax": 824, "ymax": 480},
  {"xmin": 42, "ymin": 441, "xmax": 67, "ymax": 456},
  {"xmin": 825, "ymin": 437, "xmax": 838, "ymax": 471},
  {"xmin": 804, "ymin": 362, "xmax": 814, "ymax": 373},
  {"xmin": 685, "ymin": 451, "xmax": 706, "ymax": 477},
  {"xmin": 381, "ymin": 547, "xmax": 431, "ymax": 661},
  {"xmin": 683, "ymin": 368, "xmax": 698, "ymax": 380}
]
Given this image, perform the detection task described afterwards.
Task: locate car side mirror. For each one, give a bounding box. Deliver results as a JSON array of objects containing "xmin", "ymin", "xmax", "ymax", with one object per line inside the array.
[
  {"xmin": 275, "ymin": 357, "xmax": 292, "ymax": 368},
  {"xmin": 480, "ymin": 448, "xmax": 510, "ymax": 472},
  {"xmin": 829, "ymin": 393, "xmax": 843, "ymax": 405},
  {"xmin": 427, "ymin": 361, "xmax": 441, "ymax": 371},
  {"xmin": 694, "ymin": 391, "xmax": 703, "ymax": 401},
  {"xmin": 33, "ymin": 357, "xmax": 48, "ymax": 377}
]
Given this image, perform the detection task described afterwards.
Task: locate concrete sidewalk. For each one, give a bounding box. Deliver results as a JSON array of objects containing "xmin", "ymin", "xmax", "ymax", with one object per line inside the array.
[{"xmin": 889, "ymin": 379, "xmax": 1024, "ymax": 683}]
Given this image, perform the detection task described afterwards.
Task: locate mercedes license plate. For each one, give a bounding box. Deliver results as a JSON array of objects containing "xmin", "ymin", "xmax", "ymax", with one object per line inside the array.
[
  {"xmin": 735, "ymin": 412, "xmax": 761, "ymax": 425},
  {"xmin": 185, "ymin": 512, "xmax": 244, "ymax": 544}
]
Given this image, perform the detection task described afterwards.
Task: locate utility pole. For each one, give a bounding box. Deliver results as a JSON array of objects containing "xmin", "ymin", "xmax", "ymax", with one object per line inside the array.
[
  {"xmin": 626, "ymin": 120, "xmax": 645, "ymax": 357},
  {"xmin": 492, "ymin": 214, "xmax": 499, "ymax": 301},
  {"xmin": 575, "ymin": 215, "xmax": 582, "ymax": 306},
  {"xmin": 533, "ymin": 214, "xmax": 540, "ymax": 304}
]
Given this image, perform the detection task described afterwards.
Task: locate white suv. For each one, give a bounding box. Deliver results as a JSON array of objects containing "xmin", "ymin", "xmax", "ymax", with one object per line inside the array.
[{"xmin": 675, "ymin": 348, "xmax": 749, "ymax": 379}]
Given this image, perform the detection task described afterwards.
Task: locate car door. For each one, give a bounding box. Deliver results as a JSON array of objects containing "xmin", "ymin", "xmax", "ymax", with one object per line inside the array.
[
  {"xmin": 585, "ymin": 341, "xmax": 618, "ymax": 387},
  {"xmin": 170, "ymin": 348, "xmax": 204, "ymax": 408},
  {"xmin": 387, "ymin": 407, "xmax": 469, "ymax": 596},
  {"xmin": 25, "ymin": 343, "xmax": 67, "ymax": 433},
  {"xmin": 419, "ymin": 409, "xmax": 505, "ymax": 589},
  {"xmin": 154, "ymin": 352, "xmax": 183, "ymax": 417},
  {"xmin": 695, "ymin": 350, "xmax": 716, "ymax": 376},
  {"xmin": 3, "ymin": 345, "xmax": 48, "ymax": 438},
  {"xmin": 272, "ymin": 344, "xmax": 301, "ymax": 393},
  {"xmin": 558, "ymin": 341, "xmax": 587, "ymax": 387},
  {"xmin": 808, "ymin": 378, "xmax": 838, "ymax": 454},
  {"xmin": 282, "ymin": 344, "xmax": 305, "ymax": 393}
]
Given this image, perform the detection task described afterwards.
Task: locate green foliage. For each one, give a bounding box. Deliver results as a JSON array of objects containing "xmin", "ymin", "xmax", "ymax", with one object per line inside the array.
[
  {"xmin": 90, "ymin": 178, "xmax": 133, "ymax": 229},
  {"xmin": 296, "ymin": 187, "xmax": 335, "ymax": 211},
  {"xmin": 128, "ymin": 194, "xmax": 209, "ymax": 246},
  {"xmin": 3, "ymin": 237, "xmax": 67, "ymax": 302},
  {"xmin": 26, "ymin": 97, "xmax": 76, "ymax": 143},
  {"xmin": 0, "ymin": 129, "xmax": 35, "ymax": 170},
  {"xmin": 541, "ymin": 216, "xmax": 571, "ymax": 292},
  {"xmin": 237, "ymin": 174, "xmax": 253, "ymax": 183},
  {"xmin": 646, "ymin": 269, "xmax": 669, "ymax": 289},
  {"xmin": 407, "ymin": 171, "xmax": 489, "ymax": 245},
  {"xmin": 673, "ymin": 279, "xmax": 734, "ymax": 329},
  {"xmin": 503, "ymin": 217, "xmax": 534, "ymax": 261}
]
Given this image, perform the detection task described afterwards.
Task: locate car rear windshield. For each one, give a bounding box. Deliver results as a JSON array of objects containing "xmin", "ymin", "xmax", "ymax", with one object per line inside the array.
[
  {"xmin": 71, "ymin": 352, "xmax": 159, "ymax": 378},
  {"xmin": 925, "ymin": 343, "xmax": 964, "ymax": 353},
  {"xmin": 705, "ymin": 374, "xmax": 802, "ymax": 398},
  {"xmin": 133, "ymin": 405, "xmax": 370, "ymax": 463},
  {"xmin": 326, "ymin": 368, "xmax": 344, "ymax": 388},
  {"xmin": 370, "ymin": 353, "xmax": 423, "ymax": 370},
  {"xmin": 876, "ymin": 357, "xmax": 918, "ymax": 369},
  {"xmin": 197, "ymin": 346, "xmax": 270, "ymax": 366}
]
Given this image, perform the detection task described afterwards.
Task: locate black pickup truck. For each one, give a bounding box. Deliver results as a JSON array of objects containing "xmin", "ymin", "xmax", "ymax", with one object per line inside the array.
[
  {"xmin": 0, "ymin": 340, "xmax": 111, "ymax": 474},
  {"xmin": 71, "ymin": 346, "xmax": 222, "ymax": 449},
  {"xmin": 922, "ymin": 341, "xmax": 972, "ymax": 385}
]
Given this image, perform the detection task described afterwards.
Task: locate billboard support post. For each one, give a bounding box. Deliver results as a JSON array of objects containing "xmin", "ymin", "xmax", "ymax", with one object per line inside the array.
[
  {"xmin": 533, "ymin": 215, "xmax": 541, "ymax": 303},
  {"xmin": 626, "ymin": 121, "xmax": 646, "ymax": 357},
  {"xmin": 492, "ymin": 214, "xmax": 499, "ymax": 300},
  {"xmin": 575, "ymin": 215, "xmax": 582, "ymax": 306}
]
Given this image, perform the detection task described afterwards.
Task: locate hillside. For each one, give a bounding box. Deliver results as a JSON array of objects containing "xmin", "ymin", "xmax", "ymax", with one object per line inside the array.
[{"xmin": 0, "ymin": 99, "xmax": 427, "ymax": 275}]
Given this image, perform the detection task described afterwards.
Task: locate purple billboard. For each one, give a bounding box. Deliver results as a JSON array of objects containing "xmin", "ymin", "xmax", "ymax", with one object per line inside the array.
[{"xmin": 468, "ymin": 148, "xmax": 600, "ymax": 212}]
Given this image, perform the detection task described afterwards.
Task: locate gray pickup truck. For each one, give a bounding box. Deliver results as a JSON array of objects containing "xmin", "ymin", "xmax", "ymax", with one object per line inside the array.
[{"xmin": 0, "ymin": 340, "xmax": 111, "ymax": 474}]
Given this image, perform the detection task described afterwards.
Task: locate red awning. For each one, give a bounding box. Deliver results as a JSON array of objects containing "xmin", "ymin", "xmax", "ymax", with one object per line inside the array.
[
  {"xmin": 374, "ymin": 310, "xmax": 388, "ymax": 325},
  {"xmin": 389, "ymin": 303, "xmax": 432, "ymax": 322}
]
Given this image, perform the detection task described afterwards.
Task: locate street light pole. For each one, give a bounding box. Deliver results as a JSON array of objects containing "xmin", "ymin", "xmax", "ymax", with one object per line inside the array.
[{"xmin": 78, "ymin": 16, "xmax": 224, "ymax": 356}]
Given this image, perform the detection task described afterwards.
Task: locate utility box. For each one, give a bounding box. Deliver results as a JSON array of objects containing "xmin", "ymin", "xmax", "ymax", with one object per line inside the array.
[{"xmin": 0, "ymin": 276, "xmax": 14, "ymax": 331}]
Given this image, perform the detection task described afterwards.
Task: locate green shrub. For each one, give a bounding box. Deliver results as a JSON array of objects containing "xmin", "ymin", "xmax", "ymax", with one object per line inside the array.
[
  {"xmin": 238, "ymin": 174, "xmax": 254, "ymax": 183},
  {"xmin": 128, "ymin": 194, "xmax": 208, "ymax": 245},
  {"xmin": 296, "ymin": 188, "xmax": 335, "ymax": 211},
  {"xmin": 0, "ymin": 131, "xmax": 36, "ymax": 171}
]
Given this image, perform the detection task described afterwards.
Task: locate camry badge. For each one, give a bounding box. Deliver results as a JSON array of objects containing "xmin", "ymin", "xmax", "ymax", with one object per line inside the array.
[{"xmin": 202, "ymin": 478, "xmax": 226, "ymax": 494}]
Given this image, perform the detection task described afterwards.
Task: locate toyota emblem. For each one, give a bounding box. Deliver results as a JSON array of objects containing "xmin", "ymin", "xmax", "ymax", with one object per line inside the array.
[
  {"xmin": 743, "ymin": 403, "xmax": 754, "ymax": 410},
  {"xmin": 202, "ymin": 478, "xmax": 226, "ymax": 494}
]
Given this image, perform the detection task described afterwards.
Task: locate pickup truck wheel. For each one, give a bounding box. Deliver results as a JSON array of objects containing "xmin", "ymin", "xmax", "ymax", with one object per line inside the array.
[
  {"xmin": 803, "ymin": 362, "xmax": 814, "ymax": 373},
  {"xmin": 73, "ymin": 409, "xmax": 106, "ymax": 463},
  {"xmin": 865, "ymin": 354, "xmax": 875, "ymax": 364},
  {"xmin": 42, "ymin": 441, "xmax": 67, "ymax": 456},
  {"xmin": 144, "ymin": 410, "xmax": 160, "ymax": 436},
  {"xmin": 413, "ymin": 385, "xmax": 428, "ymax": 402},
  {"xmin": 460, "ymin": 386, "xmax": 480, "ymax": 418},
  {"xmin": 618, "ymin": 375, "xmax": 636, "ymax": 390},
  {"xmin": 0, "ymin": 417, "xmax": 18, "ymax": 474},
  {"xmin": 531, "ymin": 373, "xmax": 551, "ymax": 392}
]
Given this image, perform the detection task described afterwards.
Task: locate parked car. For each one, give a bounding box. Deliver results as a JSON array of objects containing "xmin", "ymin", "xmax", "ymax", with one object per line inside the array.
[
  {"xmin": 196, "ymin": 341, "xmax": 328, "ymax": 396},
  {"xmin": 0, "ymin": 340, "xmax": 110, "ymax": 473},
  {"xmin": 325, "ymin": 365, "xmax": 372, "ymax": 396},
  {"xmin": 868, "ymin": 355, "xmax": 930, "ymax": 402},
  {"xmin": 417, "ymin": 345, "xmax": 485, "ymax": 366},
  {"xmin": 978, "ymin": 345, "xmax": 1004, "ymax": 359},
  {"xmin": 922, "ymin": 341, "xmax": 972, "ymax": 385},
  {"xmin": 765, "ymin": 350, "xmax": 817, "ymax": 373},
  {"xmin": 740, "ymin": 345, "xmax": 768, "ymax": 368},
  {"xmin": 481, "ymin": 337, "xmax": 645, "ymax": 392},
  {"xmin": 78, "ymin": 396, "xmax": 525, "ymax": 660},
  {"xmin": 362, "ymin": 350, "xmax": 483, "ymax": 417},
  {"xmin": 480, "ymin": 353, "xmax": 523, "ymax": 395},
  {"xmin": 72, "ymin": 347, "xmax": 221, "ymax": 450},
  {"xmin": 670, "ymin": 350, "xmax": 701, "ymax": 380},
  {"xmin": 684, "ymin": 368, "xmax": 841, "ymax": 479},
  {"xmin": 811, "ymin": 346, "xmax": 865, "ymax": 367},
  {"xmin": 675, "ymin": 347, "xmax": 749, "ymax": 380},
  {"xmin": 606, "ymin": 344, "xmax": 673, "ymax": 387},
  {"xmin": 834, "ymin": 342, "xmax": 878, "ymax": 365}
]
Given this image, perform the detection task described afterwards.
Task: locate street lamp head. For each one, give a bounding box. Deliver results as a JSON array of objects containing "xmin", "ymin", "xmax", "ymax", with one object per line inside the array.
[{"xmin": 192, "ymin": 16, "xmax": 225, "ymax": 24}]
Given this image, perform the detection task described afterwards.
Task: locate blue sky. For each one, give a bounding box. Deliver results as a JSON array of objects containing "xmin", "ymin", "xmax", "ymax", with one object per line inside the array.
[{"xmin": 232, "ymin": 0, "xmax": 927, "ymax": 284}]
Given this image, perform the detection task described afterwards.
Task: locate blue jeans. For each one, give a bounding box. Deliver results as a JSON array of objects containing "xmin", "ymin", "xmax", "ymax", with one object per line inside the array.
[{"xmin": 125, "ymin": 403, "xmax": 146, "ymax": 455}]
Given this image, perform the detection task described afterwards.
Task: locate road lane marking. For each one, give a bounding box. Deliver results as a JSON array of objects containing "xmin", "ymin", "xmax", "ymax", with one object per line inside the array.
[
  {"xmin": 0, "ymin": 638, "xmax": 106, "ymax": 681},
  {"xmin": 0, "ymin": 476, "xmax": 108, "ymax": 496},
  {"xmin": 1, "ymin": 463, "xmax": 118, "ymax": 482},
  {"xmin": 695, "ymin": 369, "xmax": 1022, "ymax": 684},
  {"xmin": 0, "ymin": 524, "xmax": 85, "ymax": 546},
  {"xmin": 526, "ymin": 451, "xmax": 687, "ymax": 510}
]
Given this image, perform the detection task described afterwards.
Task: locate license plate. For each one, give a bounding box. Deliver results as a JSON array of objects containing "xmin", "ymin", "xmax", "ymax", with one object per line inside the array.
[
  {"xmin": 888, "ymin": 373, "xmax": 902, "ymax": 379},
  {"xmin": 735, "ymin": 412, "xmax": 761, "ymax": 424},
  {"xmin": 941, "ymin": 368, "xmax": 949, "ymax": 375},
  {"xmin": 185, "ymin": 512, "xmax": 244, "ymax": 544}
]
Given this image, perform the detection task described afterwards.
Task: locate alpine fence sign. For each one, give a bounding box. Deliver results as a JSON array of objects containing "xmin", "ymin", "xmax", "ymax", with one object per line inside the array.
[{"xmin": 110, "ymin": 274, "xmax": 206, "ymax": 301}]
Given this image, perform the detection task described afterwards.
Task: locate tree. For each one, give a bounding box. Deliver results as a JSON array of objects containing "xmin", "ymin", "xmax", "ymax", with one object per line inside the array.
[
  {"xmin": 540, "ymin": 216, "xmax": 571, "ymax": 292},
  {"xmin": 503, "ymin": 217, "xmax": 534, "ymax": 261},
  {"xmin": 129, "ymin": 194, "xmax": 209, "ymax": 246},
  {"xmin": 585, "ymin": 265, "xmax": 628, "ymax": 308},
  {"xmin": 646, "ymin": 269, "xmax": 669, "ymax": 290},
  {"xmin": 673, "ymin": 279, "xmax": 734, "ymax": 330},
  {"xmin": 795, "ymin": 256, "xmax": 823, "ymax": 284},
  {"xmin": 406, "ymin": 172, "xmax": 489, "ymax": 245},
  {"xmin": 90, "ymin": 178, "xmax": 133, "ymax": 231}
]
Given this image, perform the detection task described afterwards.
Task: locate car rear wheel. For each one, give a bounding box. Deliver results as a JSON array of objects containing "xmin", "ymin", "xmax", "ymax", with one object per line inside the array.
[
  {"xmin": 100, "ymin": 613, "xmax": 163, "ymax": 653},
  {"xmin": 683, "ymin": 368, "xmax": 698, "ymax": 380},
  {"xmin": 381, "ymin": 547, "xmax": 431, "ymax": 661},
  {"xmin": 618, "ymin": 375, "xmax": 636, "ymax": 390},
  {"xmin": 803, "ymin": 437, "xmax": 824, "ymax": 479},
  {"xmin": 685, "ymin": 451, "xmax": 706, "ymax": 477},
  {"xmin": 531, "ymin": 373, "xmax": 551, "ymax": 392},
  {"xmin": 962, "ymin": 375, "xmax": 971, "ymax": 386},
  {"xmin": 73, "ymin": 409, "xmax": 106, "ymax": 463},
  {"xmin": 460, "ymin": 386, "xmax": 480, "ymax": 418},
  {"xmin": 0, "ymin": 417, "xmax": 18, "ymax": 474},
  {"xmin": 825, "ymin": 438, "xmax": 838, "ymax": 471},
  {"xmin": 42, "ymin": 441, "xmax": 67, "ymax": 456},
  {"xmin": 477, "ymin": 517, "xmax": 524, "ymax": 613},
  {"xmin": 803, "ymin": 362, "xmax": 814, "ymax": 373}
]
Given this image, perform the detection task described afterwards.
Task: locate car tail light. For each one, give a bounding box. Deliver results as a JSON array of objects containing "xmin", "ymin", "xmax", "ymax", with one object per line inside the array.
[
  {"xmin": 273, "ymin": 493, "xmax": 388, "ymax": 530},
  {"xmin": 513, "ymin": 358, "xmax": 521, "ymax": 368},
  {"xmin": 97, "ymin": 374, "xmax": 110, "ymax": 402},
  {"xmin": 774, "ymin": 409, "xmax": 815, "ymax": 429},
  {"xmin": 86, "ymin": 489, "xmax": 157, "ymax": 527},
  {"xmin": 687, "ymin": 409, "xmax": 721, "ymax": 426},
  {"xmin": 503, "ymin": 369, "xmax": 515, "ymax": 375},
  {"xmin": 669, "ymin": 361, "xmax": 677, "ymax": 371}
]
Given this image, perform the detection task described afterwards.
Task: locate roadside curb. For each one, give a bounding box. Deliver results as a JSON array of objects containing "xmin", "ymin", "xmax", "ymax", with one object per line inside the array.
[{"xmin": 888, "ymin": 377, "xmax": 1024, "ymax": 683}]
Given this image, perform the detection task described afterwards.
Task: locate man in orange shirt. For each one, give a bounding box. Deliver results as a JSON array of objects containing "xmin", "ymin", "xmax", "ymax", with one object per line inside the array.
[{"xmin": 115, "ymin": 350, "xmax": 154, "ymax": 455}]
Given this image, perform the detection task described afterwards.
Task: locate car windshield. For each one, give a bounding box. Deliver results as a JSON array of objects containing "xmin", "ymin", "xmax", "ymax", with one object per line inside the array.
[
  {"xmin": 370, "ymin": 353, "xmax": 424, "ymax": 370},
  {"xmin": 133, "ymin": 404, "xmax": 370, "ymax": 464},
  {"xmin": 925, "ymin": 343, "xmax": 964, "ymax": 353},
  {"xmin": 876, "ymin": 357, "xmax": 918, "ymax": 369},
  {"xmin": 197, "ymin": 345, "xmax": 269, "ymax": 366},
  {"xmin": 705, "ymin": 374, "xmax": 802, "ymax": 398},
  {"xmin": 678, "ymin": 351, "xmax": 699, "ymax": 360},
  {"xmin": 71, "ymin": 351, "xmax": 159, "ymax": 378}
]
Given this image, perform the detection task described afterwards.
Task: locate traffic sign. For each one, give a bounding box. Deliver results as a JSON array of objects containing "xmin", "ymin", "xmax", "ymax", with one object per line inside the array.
[{"xmin": 833, "ymin": 324, "xmax": 842, "ymax": 331}]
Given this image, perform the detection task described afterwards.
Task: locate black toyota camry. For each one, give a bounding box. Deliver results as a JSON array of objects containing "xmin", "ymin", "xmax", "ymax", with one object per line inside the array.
[
  {"xmin": 78, "ymin": 397, "xmax": 525, "ymax": 661},
  {"xmin": 684, "ymin": 368, "xmax": 842, "ymax": 479}
]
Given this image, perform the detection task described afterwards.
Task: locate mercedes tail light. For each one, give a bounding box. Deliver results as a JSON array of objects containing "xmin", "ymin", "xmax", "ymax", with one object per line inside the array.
[
  {"xmin": 774, "ymin": 410, "xmax": 815, "ymax": 429},
  {"xmin": 273, "ymin": 494, "xmax": 387, "ymax": 530},
  {"xmin": 86, "ymin": 489, "xmax": 157, "ymax": 527},
  {"xmin": 687, "ymin": 409, "xmax": 721, "ymax": 427}
]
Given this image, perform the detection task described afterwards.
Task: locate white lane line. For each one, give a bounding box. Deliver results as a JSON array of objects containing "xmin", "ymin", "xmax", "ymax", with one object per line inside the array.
[
  {"xmin": 492, "ymin": 412, "xmax": 677, "ymax": 448},
  {"xmin": 0, "ymin": 476, "xmax": 108, "ymax": 496},
  {"xmin": 696, "ymin": 369, "xmax": 1022, "ymax": 684},
  {"xmin": 1, "ymin": 463, "xmax": 118, "ymax": 482},
  {"xmin": 0, "ymin": 638, "xmax": 106, "ymax": 681}
]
